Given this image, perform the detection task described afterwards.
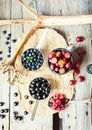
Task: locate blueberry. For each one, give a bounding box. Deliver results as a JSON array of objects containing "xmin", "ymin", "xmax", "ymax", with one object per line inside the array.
[
  {"xmin": 24, "ymin": 95, "xmax": 29, "ymax": 99},
  {"xmin": 0, "ymin": 109, "xmax": 4, "ymax": 113},
  {"xmin": 29, "ymin": 100, "xmax": 33, "ymax": 105},
  {"xmin": 14, "ymin": 102, "xmax": 19, "ymax": 106},
  {"xmin": 13, "ymin": 116, "xmax": 18, "ymax": 120},
  {"xmin": 48, "ymin": 102, "xmax": 53, "ymax": 107},
  {"xmin": 8, "ymin": 33, "xmax": 11, "ymax": 37},
  {"xmin": 17, "ymin": 116, "xmax": 23, "ymax": 121},
  {"xmin": 12, "ymin": 39, "xmax": 17, "ymax": 43},
  {"xmin": 6, "ymin": 37, "xmax": 10, "ymax": 40},
  {"xmin": 4, "ymin": 109, "xmax": 9, "ymax": 113},
  {"xmin": 2, "ymin": 30, "xmax": 7, "ymax": 34},
  {"xmin": 5, "ymin": 41, "xmax": 9, "ymax": 45},
  {"xmin": 0, "ymin": 57, "xmax": 3, "ymax": 61},
  {"xmin": 0, "ymin": 114, "xmax": 6, "ymax": 119},
  {"xmin": 14, "ymin": 92, "xmax": 18, "ymax": 97},
  {"xmin": 24, "ymin": 111, "xmax": 28, "ymax": 115},
  {"xmin": 7, "ymin": 54, "xmax": 11, "ymax": 58},
  {"xmin": 64, "ymin": 99, "xmax": 69, "ymax": 104},
  {"xmin": 13, "ymin": 111, "xmax": 18, "ymax": 115},
  {"xmin": 0, "ymin": 51, "xmax": 3, "ymax": 54},
  {"xmin": 0, "ymin": 102, "xmax": 4, "ymax": 106}
]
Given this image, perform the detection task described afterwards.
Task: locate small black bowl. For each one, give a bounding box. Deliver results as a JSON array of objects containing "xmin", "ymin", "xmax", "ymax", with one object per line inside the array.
[
  {"xmin": 21, "ymin": 48, "xmax": 44, "ymax": 71},
  {"xmin": 48, "ymin": 48, "xmax": 74, "ymax": 75}
]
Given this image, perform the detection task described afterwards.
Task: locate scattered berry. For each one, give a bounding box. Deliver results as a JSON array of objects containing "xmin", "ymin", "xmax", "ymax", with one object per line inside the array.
[
  {"xmin": 0, "ymin": 57, "xmax": 3, "ymax": 61},
  {"xmin": 12, "ymin": 39, "xmax": 17, "ymax": 43},
  {"xmin": 76, "ymin": 36, "xmax": 84, "ymax": 42},
  {"xmin": 14, "ymin": 92, "xmax": 18, "ymax": 97},
  {"xmin": 0, "ymin": 51, "xmax": 3, "ymax": 54},
  {"xmin": 4, "ymin": 109, "xmax": 9, "ymax": 113},
  {"xmin": 77, "ymin": 76, "xmax": 85, "ymax": 82},
  {"xmin": 13, "ymin": 102, "xmax": 19, "ymax": 106},
  {"xmin": 75, "ymin": 60, "xmax": 81, "ymax": 68},
  {"xmin": 0, "ymin": 102, "xmax": 4, "ymax": 106},
  {"xmin": 74, "ymin": 69, "xmax": 80, "ymax": 76},
  {"xmin": 0, "ymin": 114, "xmax": 6, "ymax": 119},
  {"xmin": 69, "ymin": 80, "xmax": 75, "ymax": 85},
  {"xmin": 24, "ymin": 95, "xmax": 29, "ymax": 99},
  {"xmin": 24, "ymin": 111, "xmax": 28, "ymax": 115},
  {"xmin": 78, "ymin": 50, "xmax": 86, "ymax": 57},
  {"xmin": 2, "ymin": 30, "xmax": 7, "ymax": 34}
]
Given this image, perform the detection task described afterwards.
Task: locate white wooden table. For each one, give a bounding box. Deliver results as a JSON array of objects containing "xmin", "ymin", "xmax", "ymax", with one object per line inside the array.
[{"xmin": 0, "ymin": 0, "xmax": 92, "ymax": 130}]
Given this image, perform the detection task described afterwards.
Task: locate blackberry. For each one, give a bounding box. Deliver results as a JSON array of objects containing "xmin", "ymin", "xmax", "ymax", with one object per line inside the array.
[
  {"xmin": 29, "ymin": 77, "xmax": 51, "ymax": 100},
  {"xmin": 21, "ymin": 48, "xmax": 44, "ymax": 71}
]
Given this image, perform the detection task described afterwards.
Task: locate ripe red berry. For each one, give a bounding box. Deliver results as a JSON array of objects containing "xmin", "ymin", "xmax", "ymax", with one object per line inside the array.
[
  {"xmin": 75, "ymin": 60, "xmax": 81, "ymax": 68},
  {"xmin": 65, "ymin": 62, "xmax": 72, "ymax": 69},
  {"xmin": 50, "ymin": 64, "xmax": 56, "ymax": 71},
  {"xmin": 69, "ymin": 80, "xmax": 75, "ymax": 85},
  {"xmin": 64, "ymin": 52, "xmax": 71, "ymax": 58},
  {"xmin": 76, "ymin": 36, "xmax": 84, "ymax": 42},
  {"xmin": 56, "ymin": 99, "xmax": 61, "ymax": 105},
  {"xmin": 51, "ymin": 57, "xmax": 57, "ymax": 64},
  {"xmin": 56, "ymin": 51, "xmax": 62, "ymax": 58},
  {"xmin": 77, "ymin": 76, "xmax": 85, "ymax": 82},
  {"xmin": 74, "ymin": 69, "xmax": 80, "ymax": 76},
  {"xmin": 55, "ymin": 67, "xmax": 60, "ymax": 72},
  {"xmin": 78, "ymin": 50, "xmax": 86, "ymax": 57},
  {"xmin": 56, "ymin": 107, "xmax": 61, "ymax": 112},
  {"xmin": 49, "ymin": 52, "xmax": 56, "ymax": 59}
]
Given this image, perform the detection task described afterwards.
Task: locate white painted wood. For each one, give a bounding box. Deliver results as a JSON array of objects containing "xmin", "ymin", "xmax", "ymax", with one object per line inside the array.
[
  {"xmin": 0, "ymin": 0, "xmax": 92, "ymax": 130},
  {"xmin": 0, "ymin": 0, "xmax": 11, "ymax": 129}
]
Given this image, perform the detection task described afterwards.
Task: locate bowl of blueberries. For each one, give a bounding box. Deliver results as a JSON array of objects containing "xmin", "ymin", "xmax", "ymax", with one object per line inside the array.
[
  {"xmin": 21, "ymin": 48, "xmax": 44, "ymax": 71},
  {"xmin": 48, "ymin": 48, "xmax": 74, "ymax": 75}
]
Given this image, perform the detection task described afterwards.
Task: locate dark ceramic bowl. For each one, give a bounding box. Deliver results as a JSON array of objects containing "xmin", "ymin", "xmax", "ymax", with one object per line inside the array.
[
  {"xmin": 21, "ymin": 48, "xmax": 44, "ymax": 71},
  {"xmin": 48, "ymin": 48, "xmax": 74, "ymax": 75}
]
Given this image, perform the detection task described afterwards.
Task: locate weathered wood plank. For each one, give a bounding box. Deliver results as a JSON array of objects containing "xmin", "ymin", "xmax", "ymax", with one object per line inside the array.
[{"xmin": 0, "ymin": 0, "xmax": 11, "ymax": 129}]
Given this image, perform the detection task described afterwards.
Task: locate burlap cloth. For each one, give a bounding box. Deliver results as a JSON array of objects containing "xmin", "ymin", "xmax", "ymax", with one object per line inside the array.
[{"xmin": 10, "ymin": 29, "xmax": 74, "ymax": 116}]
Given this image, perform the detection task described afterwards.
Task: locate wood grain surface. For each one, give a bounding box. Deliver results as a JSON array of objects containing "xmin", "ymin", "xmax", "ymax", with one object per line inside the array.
[{"xmin": 0, "ymin": 0, "xmax": 92, "ymax": 130}]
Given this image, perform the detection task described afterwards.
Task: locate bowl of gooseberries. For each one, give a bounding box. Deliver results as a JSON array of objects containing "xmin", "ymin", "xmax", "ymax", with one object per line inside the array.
[{"xmin": 48, "ymin": 48, "xmax": 74, "ymax": 74}]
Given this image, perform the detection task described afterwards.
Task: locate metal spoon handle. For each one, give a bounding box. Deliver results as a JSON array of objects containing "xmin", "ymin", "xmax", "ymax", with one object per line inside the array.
[{"xmin": 31, "ymin": 100, "xmax": 39, "ymax": 121}]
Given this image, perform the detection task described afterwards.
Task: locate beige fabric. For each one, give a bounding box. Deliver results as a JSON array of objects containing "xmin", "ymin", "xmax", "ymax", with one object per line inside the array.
[{"xmin": 10, "ymin": 29, "xmax": 74, "ymax": 116}]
